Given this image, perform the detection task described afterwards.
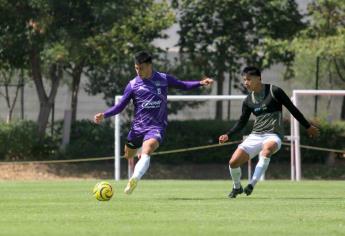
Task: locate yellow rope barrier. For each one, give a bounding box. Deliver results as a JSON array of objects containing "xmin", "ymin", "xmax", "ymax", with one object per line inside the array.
[
  {"xmin": 0, "ymin": 140, "xmax": 343, "ymax": 164},
  {"xmin": 282, "ymin": 142, "xmax": 345, "ymax": 154},
  {"xmin": 0, "ymin": 141, "xmax": 241, "ymax": 164}
]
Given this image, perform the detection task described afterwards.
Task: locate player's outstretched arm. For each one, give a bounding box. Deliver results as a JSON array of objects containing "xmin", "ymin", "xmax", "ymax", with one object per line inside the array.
[
  {"xmin": 273, "ymin": 86, "xmax": 320, "ymax": 138},
  {"xmin": 219, "ymin": 134, "xmax": 229, "ymax": 144},
  {"xmin": 167, "ymin": 74, "xmax": 213, "ymax": 90},
  {"xmin": 199, "ymin": 77, "xmax": 214, "ymax": 86},
  {"xmin": 219, "ymin": 101, "xmax": 251, "ymax": 144},
  {"xmin": 94, "ymin": 113, "xmax": 104, "ymax": 124},
  {"xmin": 306, "ymin": 123, "xmax": 320, "ymax": 138},
  {"xmin": 93, "ymin": 83, "xmax": 133, "ymax": 124}
]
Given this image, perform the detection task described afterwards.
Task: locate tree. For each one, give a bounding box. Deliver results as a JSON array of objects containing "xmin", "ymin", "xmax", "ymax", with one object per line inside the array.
[
  {"xmin": 0, "ymin": 1, "xmax": 67, "ymax": 138},
  {"xmin": 288, "ymin": 0, "xmax": 345, "ymax": 119},
  {"xmin": 176, "ymin": 0, "xmax": 305, "ymax": 119},
  {"xmin": 85, "ymin": 1, "xmax": 175, "ymax": 106},
  {"xmin": 51, "ymin": 0, "xmax": 147, "ymax": 124},
  {"xmin": 0, "ymin": 67, "xmax": 25, "ymax": 123},
  {"xmin": 0, "ymin": 0, "xmax": 175, "ymax": 139}
]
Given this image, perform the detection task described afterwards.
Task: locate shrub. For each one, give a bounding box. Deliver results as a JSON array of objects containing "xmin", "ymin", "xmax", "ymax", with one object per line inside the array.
[
  {"xmin": 56, "ymin": 119, "xmax": 114, "ymax": 158},
  {"xmin": 0, "ymin": 121, "xmax": 58, "ymax": 161}
]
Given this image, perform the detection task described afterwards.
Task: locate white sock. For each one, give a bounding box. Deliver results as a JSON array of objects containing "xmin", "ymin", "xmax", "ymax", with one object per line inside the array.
[
  {"xmin": 229, "ymin": 166, "xmax": 242, "ymax": 189},
  {"xmin": 250, "ymin": 155, "xmax": 270, "ymax": 186},
  {"xmin": 131, "ymin": 154, "xmax": 150, "ymax": 180}
]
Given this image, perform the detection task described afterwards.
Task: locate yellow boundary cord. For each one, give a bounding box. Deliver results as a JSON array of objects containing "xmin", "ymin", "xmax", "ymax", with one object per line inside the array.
[
  {"xmin": 0, "ymin": 141, "xmax": 343, "ymax": 165},
  {"xmin": 0, "ymin": 141, "xmax": 241, "ymax": 165},
  {"xmin": 282, "ymin": 142, "xmax": 345, "ymax": 154}
]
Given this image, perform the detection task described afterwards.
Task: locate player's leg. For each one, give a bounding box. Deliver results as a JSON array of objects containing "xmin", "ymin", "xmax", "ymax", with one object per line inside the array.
[
  {"xmin": 229, "ymin": 134, "xmax": 262, "ymax": 198},
  {"xmin": 228, "ymin": 148, "xmax": 250, "ymax": 198},
  {"xmin": 125, "ymin": 129, "xmax": 163, "ymax": 194},
  {"xmin": 124, "ymin": 144, "xmax": 137, "ymax": 175},
  {"xmin": 245, "ymin": 134, "xmax": 281, "ymax": 195},
  {"xmin": 124, "ymin": 131, "xmax": 143, "ymax": 176},
  {"xmin": 124, "ymin": 145, "xmax": 137, "ymax": 159},
  {"xmin": 125, "ymin": 130, "xmax": 143, "ymax": 159},
  {"xmin": 131, "ymin": 138, "xmax": 159, "ymax": 180},
  {"xmin": 124, "ymin": 139, "xmax": 159, "ymax": 194}
]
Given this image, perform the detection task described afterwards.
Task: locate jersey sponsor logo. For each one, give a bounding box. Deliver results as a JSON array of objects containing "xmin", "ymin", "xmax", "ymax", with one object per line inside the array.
[
  {"xmin": 254, "ymin": 104, "xmax": 268, "ymax": 113},
  {"xmin": 142, "ymin": 100, "xmax": 162, "ymax": 108}
]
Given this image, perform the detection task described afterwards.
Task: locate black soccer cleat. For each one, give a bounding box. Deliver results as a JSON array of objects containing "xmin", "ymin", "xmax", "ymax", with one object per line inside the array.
[
  {"xmin": 228, "ymin": 185, "xmax": 243, "ymax": 198},
  {"xmin": 244, "ymin": 184, "xmax": 254, "ymax": 196}
]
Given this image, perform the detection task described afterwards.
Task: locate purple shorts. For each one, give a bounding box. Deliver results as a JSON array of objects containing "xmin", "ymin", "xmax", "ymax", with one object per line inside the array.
[{"xmin": 126, "ymin": 129, "xmax": 165, "ymax": 149}]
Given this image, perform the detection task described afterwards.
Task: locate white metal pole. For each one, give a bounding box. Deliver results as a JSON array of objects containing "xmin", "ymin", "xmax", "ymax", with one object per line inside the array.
[
  {"xmin": 292, "ymin": 92, "xmax": 302, "ymax": 181},
  {"xmin": 291, "ymin": 90, "xmax": 345, "ymax": 95},
  {"xmin": 114, "ymin": 96, "xmax": 121, "ymax": 181},
  {"xmin": 290, "ymin": 95, "xmax": 296, "ymax": 181},
  {"xmin": 248, "ymin": 159, "xmax": 252, "ymax": 181},
  {"xmin": 291, "ymin": 90, "xmax": 345, "ymax": 181},
  {"xmin": 167, "ymin": 95, "xmax": 246, "ymax": 101}
]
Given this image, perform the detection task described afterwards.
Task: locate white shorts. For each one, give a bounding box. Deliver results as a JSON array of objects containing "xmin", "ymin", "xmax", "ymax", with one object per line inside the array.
[{"xmin": 238, "ymin": 133, "xmax": 282, "ymax": 159}]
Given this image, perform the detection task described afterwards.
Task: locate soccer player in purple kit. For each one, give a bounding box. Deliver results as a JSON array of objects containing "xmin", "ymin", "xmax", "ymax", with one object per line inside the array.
[{"xmin": 94, "ymin": 51, "xmax": 213, "ymax": 194}]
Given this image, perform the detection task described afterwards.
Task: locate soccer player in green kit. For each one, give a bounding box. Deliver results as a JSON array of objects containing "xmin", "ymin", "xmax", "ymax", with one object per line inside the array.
[{"xmin": 219, "ymin": 66, "xmax": 320, "ymax": 198}]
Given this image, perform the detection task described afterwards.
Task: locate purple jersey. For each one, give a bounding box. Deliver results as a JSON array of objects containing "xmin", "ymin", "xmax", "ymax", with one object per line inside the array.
[{"xmin": 103, "ymin": 71, "xmax": 201, "ymax": 133}]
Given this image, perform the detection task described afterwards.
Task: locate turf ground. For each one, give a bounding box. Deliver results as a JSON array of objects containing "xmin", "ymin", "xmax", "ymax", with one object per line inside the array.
[{"xmin": 0, "ymin": 180, "xmax": 344, "ymax": 236}]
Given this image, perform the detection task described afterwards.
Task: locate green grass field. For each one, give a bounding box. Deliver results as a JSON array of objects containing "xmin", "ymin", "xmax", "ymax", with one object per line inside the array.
[{"xmin": 0, "ymin": 180, "xmax": 344, "ymax": 236}]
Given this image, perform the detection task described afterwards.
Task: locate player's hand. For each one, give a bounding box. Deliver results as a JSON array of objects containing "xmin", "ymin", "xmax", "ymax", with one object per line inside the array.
[
  {"xmin": 200, "ymin": 77, "xmax": 214, "ymax": 86},
  {"xmin": 306, "ymin": 125, "xmax": 320, "ymax": 138},
  {"xmin": 94, "ymin": 113, "xmax": 104, "ymax": 124},
  {"xmin": 219, "ymin": 134, "xmax": 229, "ymax": 144}
]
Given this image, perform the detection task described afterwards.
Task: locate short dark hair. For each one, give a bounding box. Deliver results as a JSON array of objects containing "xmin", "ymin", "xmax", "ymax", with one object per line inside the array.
[
  {"xmin": 134, "ymin": 51, "xmax": 153, "ymax": 64},
  {"xmin": 241, "ymin": 66, "xmax": 261, "ymax": 77}
]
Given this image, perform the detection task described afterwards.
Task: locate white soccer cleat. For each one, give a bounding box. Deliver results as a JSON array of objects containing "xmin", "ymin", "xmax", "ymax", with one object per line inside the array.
[{"xmin": 124, "ymin": 177, "xmax": 138, "ymax": 194}]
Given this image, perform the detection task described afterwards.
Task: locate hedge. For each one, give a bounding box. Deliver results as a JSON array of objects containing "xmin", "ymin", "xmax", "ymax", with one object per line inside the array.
[
  {"xmin": 0, "ymin": 119, "xmax": 344, "ymax": 164},
  {"xmin": 0, "ymin": 121, "xmax": 57, "ymax": 161}
]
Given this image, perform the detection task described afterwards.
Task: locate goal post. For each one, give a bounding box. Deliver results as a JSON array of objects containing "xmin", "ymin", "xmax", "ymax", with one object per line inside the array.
[
  {"xmin": 114, "ymin": 95, "xmax": 246, "ymax": 181},
  {"xmin": 290, "ymin": 90, "xmax": 345, "ymax": 181}
]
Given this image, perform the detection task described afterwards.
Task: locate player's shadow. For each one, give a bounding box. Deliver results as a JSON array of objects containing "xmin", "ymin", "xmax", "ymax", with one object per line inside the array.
[
  {"xmin": 278, "ymin": 197, "xmax": 345, "ymax": 200},
  {"xmin": 166, "ymin": 197, "xmax": 225, "ymax": 201},
  {"xmin": 243, "ymin": 197, "xmax": 345, "ymax": 200}
]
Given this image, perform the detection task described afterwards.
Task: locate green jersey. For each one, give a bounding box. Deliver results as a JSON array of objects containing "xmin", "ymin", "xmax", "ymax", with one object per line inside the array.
[{"xmin": 227, "ymin": 84, "xmax": 310, "ymax": 137}]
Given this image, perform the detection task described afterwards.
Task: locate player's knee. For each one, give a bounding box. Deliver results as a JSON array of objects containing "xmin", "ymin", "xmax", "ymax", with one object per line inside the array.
[
  {"xmin": 124, "ymin": 152, "xmax": 131, "ymax": 159},
  {"xmin": 261, "ymin": 148, "xmax": 274, "ymax": 157},
  {"xmin": 229, "ymin": 158, "xmax": 239, "ymax": 168}
]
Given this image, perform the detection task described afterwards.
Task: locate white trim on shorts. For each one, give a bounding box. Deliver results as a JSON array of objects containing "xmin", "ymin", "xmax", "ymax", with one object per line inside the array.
[{"xmin": 238, "ymin": 133, "xmax": 282, "ymax": 159}]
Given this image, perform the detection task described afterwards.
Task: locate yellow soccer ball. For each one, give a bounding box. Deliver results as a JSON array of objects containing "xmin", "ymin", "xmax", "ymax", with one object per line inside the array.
[{"xmin": 93, "ymin": 181, "xmax": 113, "ymax": 201}]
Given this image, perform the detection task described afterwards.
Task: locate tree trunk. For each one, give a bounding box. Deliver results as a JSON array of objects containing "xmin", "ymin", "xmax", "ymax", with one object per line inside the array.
[
  {"xmin": 341, "ymin": 96, "xmax": 345, "ymax": 120},
  {"xmin": 215, "ymin": 71, "xmax": 224, "ymax": 120},
  {"xmin": 6, "ymin": 85, "xmax": 20, "ymax": 124},
  {"xmin": 30, "ymin": 47, "xmax": 62, "ymax": 138},
  {"xmin": 37, "ymin": 102, "xmax": 53, "ymax": 135},
  {"xmin": 70, "ymin": 62, "xmax": 84, "ymax": 124},
  {"xmin": 227, "ymin": 71, "xmax": 233, "ymax": 120},
  {"xmin": 3, "ymin": 70, "xmax": 21, "ymax": 124},
  {"xmin": 20, "ymin": 69, "xmax": 25, "ymax": 120}
]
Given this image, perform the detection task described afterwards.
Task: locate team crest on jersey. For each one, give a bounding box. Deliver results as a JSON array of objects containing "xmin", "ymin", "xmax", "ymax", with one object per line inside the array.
[{"xmin": 138, "ymin": 85, "xmax": 149, "ymax": 91}]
